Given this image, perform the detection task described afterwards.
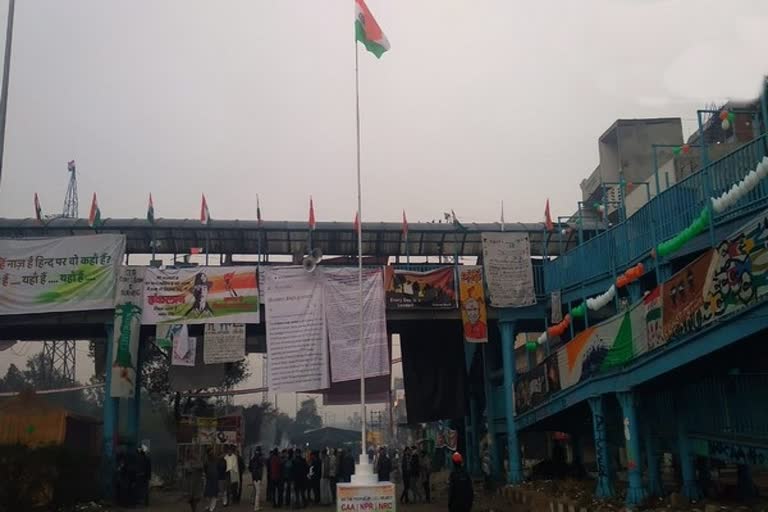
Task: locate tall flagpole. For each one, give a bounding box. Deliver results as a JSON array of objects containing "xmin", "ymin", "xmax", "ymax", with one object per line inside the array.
[
  {"xmin": 354, "ymin": 32, "xmax": 367, "ymax": 460},
  {"xmin": 0, "ymin": 0, "xmax": 15, "ymax": 190}
]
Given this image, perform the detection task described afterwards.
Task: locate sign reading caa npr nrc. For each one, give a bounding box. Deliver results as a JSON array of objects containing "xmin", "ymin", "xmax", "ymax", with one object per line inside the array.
[{"xmin": 337, "ymin": 483, "xmax": 395, "ymax": 512}]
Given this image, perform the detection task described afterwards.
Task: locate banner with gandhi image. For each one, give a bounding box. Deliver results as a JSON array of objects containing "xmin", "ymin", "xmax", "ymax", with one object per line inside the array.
[{"xmin": 459, "ymin": 266, "xmax": 488, "ymax": 343}]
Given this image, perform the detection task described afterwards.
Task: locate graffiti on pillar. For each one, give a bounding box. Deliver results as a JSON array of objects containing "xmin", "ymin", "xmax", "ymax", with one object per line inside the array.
[
  {"xmin": 703, "ymin": 440, "xmax": 768, "ymax": 466},
  {"xmin": 593, "ymin": 414, "xmax": 608, "ymax": 478}
]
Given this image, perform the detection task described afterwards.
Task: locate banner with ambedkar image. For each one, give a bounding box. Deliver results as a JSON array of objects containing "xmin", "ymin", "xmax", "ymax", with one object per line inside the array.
[
  {"xmin": 141, "ymin": 266, "xmax": 260, "ymax": 325},
  {"xmin": 0, "ymin": 234, "xmax": 125, "ymax": 315}
]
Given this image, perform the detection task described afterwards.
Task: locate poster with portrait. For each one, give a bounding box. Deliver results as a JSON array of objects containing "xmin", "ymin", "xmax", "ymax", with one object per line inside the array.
[{"xmin": 458, "ymin": 266, "xmax": 488, "ymax": 343}]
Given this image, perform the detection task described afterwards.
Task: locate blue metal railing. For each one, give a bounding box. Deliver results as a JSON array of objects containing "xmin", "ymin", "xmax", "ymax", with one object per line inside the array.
[{"xmin": 545, "ymin": 135, "xmax": 768, "ymax": 292}]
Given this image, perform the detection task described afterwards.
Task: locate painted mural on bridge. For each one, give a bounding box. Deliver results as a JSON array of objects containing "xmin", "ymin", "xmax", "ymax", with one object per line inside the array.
[{"xmin": 517, "ymin": 209, "xmax": 768, "ymax": 409}]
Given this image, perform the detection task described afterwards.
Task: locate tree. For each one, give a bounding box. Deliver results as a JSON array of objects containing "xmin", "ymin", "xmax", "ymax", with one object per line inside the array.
[{"xmin": 296, "ymin": 398, "xmax": 322, "ymax": 431}]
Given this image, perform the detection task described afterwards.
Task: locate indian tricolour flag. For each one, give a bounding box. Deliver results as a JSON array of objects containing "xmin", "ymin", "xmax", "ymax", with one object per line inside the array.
[
  {"xmin": 88, "ymin": 193, "xmax": 102, "ymax": 228},
  {"xmin": 34, "ymin": 193, "xmax": 42, "ymax": 223},
  {"xmin": 355, "ymin": 0, "xmax": 390, "ymax": 58}
]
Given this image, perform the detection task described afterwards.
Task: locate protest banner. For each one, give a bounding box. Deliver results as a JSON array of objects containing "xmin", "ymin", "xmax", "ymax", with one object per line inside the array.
[{"xmin": 383, "ymin": 266, "xmax": 456, "ymax": 309}]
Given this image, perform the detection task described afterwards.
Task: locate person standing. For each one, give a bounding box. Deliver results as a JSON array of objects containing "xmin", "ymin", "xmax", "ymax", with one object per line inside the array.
[
  {"xmin": 410, "ymin": 448, "xmax": 422, "ymax": 502},
  {"xmin": 310, "ymin": 451, "xmax": 322, "ymax": 504},
  {"xmin": 218, "ymin": 450, "xmax": 229, "ymax": 507},
  {"xmin": 283, "ymin": 449, "xmax": 294, "ymax": 508},
  {"xmin": 249, "ymin": 447, "xmax": 265, "ymax": 511},
  {"xmin": 292, "ymin": 449, "xmax": 308, "ymax": 509},
  {"xmin": 448, "ymin": 453, "xmax": 474, "ymax": 512},
  {"xmin": 328, "ymin": 449, "xmax": 338, "ymax": 502},
  {"xmin": 270, "ymin": 450, "xmax": 284, "ymax": 508},
  {"xmin": 320, "ymin": 449, "xmax": 332, "ymax": 505},
  {"xmin": 376, "ymin": 447, "xmax": 392, "ymax": 482},
  {"xmin": 236, "ymin": 447, "xmax": 246, "ymax": 504},
  {"xmin": 420, "ymin": 449, "xmax": 432, "ymax": 503},
  {"xmin": 204, "ymin": 449, "xmax": 221, "ymax": 512},
  {"xmin": 399, "ymin": 447, "xmax": 411, "ymax": 504}
]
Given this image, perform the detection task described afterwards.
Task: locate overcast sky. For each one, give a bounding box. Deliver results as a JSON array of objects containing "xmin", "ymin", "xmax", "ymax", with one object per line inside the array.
[
  {"xmin": 0, "ymin": 0, "xmax": 765, "ymax": 226},
  {"xmin": 0, "ymin": 1, "xmax": 767, "ymax": 415}
]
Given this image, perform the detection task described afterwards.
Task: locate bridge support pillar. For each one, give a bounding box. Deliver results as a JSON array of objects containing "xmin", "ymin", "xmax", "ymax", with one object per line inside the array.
[
  {"xmin": 500, "ymin": 321, "xmax": 523, "ymax": 484},
  {"xmin": 463, "ymin": 343, "xmax": 480, "ymax": 476},
  {"xmin": 587, "ymin": 396, "xmax": 614, "ymax": 498},
  {"xmin": 676, "ymin": 406, "xmax": 702, "ymax": 501},
  {"xmin": 481, "ymin": 344, "xmax": 501, "ymax": 480},
  {"xmin": 102, "ymin": 323, "xmax": 119, "ymax": 498},
  {"xmin": 126, "ymin": 337, "xmax": 143, "ymax": 447},
  {"xmin": 617, "ymin": 391, "xmax": 648, "ymax": 507},
  {"xmin": 642, "ymin": 417, "xmax": 663, "ymax": 497}
]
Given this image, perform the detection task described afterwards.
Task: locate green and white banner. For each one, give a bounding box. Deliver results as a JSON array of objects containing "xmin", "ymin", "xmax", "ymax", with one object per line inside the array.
[
  {"xmin": 0, "ymin": 234, "xmax": 125, "ymax": 315},
  {"xmin": 110, "ymin": 266, "xmax": 146, "ymax": 398}
]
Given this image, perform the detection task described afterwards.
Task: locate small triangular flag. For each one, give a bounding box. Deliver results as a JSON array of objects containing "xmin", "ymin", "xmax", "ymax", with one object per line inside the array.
[{"xmin": 88, "ymin": 193, "xmax": 102, "ymax": 228}]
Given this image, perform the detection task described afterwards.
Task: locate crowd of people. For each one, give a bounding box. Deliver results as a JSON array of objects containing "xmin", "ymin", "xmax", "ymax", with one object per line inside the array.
[{"xmin": 201, "ymin": 444, "xmax": 475, "ymax": 512}]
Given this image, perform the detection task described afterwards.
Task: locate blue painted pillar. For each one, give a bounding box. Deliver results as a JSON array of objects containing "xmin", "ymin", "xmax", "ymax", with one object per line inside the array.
[
  {"xmin": 676, "ymin": 410, "xmax": 702, "ymax": 500},
  {"xmin": 481, "ymin": 344, "xmax": 501, "ymax": 479},
  {"xmin": 126, "ymin": 337, "xmax": 143, "ymax": 447},
  {"xmin": 642, "ymin": 418, "xmax": 662, "ymax": 497},
  {"xmin": 102, "ymin": 323, "xmax": 119, "ymax": 497},
  {"xmin": 500, "ymin": 321, "xmax": 523, "ymax": 484},
  {"xmin": 587, "ymin": 396, "xmax": 614, "ymax": 498},
  {"xmin": 616, "ymin": 391, "xmax": 647, "ymax": 507}
]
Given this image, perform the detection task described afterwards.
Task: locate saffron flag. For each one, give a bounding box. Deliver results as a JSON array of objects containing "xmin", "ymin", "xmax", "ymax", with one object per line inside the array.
[
  {"xmin": 355, "ymin": 0, "xmax": 390, "ymax": 58},
  {"xmin": 309, "ymin": 197, "xmax": 316, "ymax": 230},
  {"xmin": 147, "ymin": 194, "xmax": 155, "ymax": 224},
  {"xmin": 545, "ymin": 199, "xmax": 554, "ymax": 232},
  {"xmin": 353, "ymin": 211, "xmax": 360, "ymax": 234},
  {"xmin": 34, "ymin": 193, "xmax": 42, "ymax": 222},
  {"xmin": 88, "ymin": 193, "xmax": 102, "ymax": 228},
  {"xmin": 402, "ymin": 210, "xmax": 408, "ymax": 238},
  {"xmin": 200, "ymin": 194, "xmax": 210, "ymax": 225}
]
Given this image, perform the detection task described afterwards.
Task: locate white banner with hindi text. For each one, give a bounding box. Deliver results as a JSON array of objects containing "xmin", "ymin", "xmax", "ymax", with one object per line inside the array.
[
  {"xmin": 0, "ymin": 234, "xmax": 125, "ymax": 315},
  {"xmin": 481, "ymin": 232, "xmax": 537, "ymax": 307},
  {"xmin": 203, "ymin": 323, "xmax": 245, "ymax": 364},
  {"xmin": 110, "ymin": 266, "xmax": 145, "ymax": 398},
  {"xmin": 264, "ymin": 267, "xmax": 329, "ymax": 393},
  {"xmin": 323, "ymin": 268, "xmax": 389, "ymax": 383}
]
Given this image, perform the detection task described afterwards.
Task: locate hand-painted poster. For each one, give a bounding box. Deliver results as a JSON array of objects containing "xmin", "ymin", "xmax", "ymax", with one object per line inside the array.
[
  {"xmin": 481, "ymin": 232, "xmax": 536, "ymax": 307},
  {"xmin": 662, "ymin": 250, "xmax": 715, "ymax": 342},
  {"xmin": 203, "ymin": 323, "xmax": 245, "ymax": 364},
  {"xmin": 458, "ymin": 266, "xmax": 488, "ymax": 343},
  {"xmin": 323, "ymin": 268, "xmax": 389, "ymax": 383},
  {"xmin": 0, "ymin": 234, "xmax": 125, "ymax": 315},
  {"xmin": 515, "ymin": 364, "xmax": 548, "ymax": 414},
  {"xmin": 142, "ymin": 266, "xmax": 259, "ymax": 325},
  {"xmin": 642, "ymin": 287, "xmax": 664, "ymax": 352},
  {"xmin": 157, "ymin": 324, "xmax": 196, "ymax": 367},
  {"xmin": 264, "ymin": 267, "xmax": 329, "ymax": 393},
  {"xmin": 383, "ymin": 267, "xmax": 457, "ymax": 309},
  {"xmin": 110, "ymin": 266, "xmax": 146, "ymax": 398}
]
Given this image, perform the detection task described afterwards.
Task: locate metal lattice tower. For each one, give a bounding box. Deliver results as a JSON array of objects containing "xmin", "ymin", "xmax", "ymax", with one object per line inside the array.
[
  {"xmin": 41, "ymin": 160, "xmax": 79, "ymax": 386},
  {"xmin": 62, "ymin": 160, "xmax": 78, "ymax": 218}
]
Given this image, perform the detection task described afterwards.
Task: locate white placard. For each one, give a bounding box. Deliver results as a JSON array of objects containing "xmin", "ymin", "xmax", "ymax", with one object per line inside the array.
[
  {"xmin": 264, "ymin": 267, "xmax": 329, "ymax": 393},
  {"xmin": 323, "ymin": 268, "xmax": 389, "ymax": 383},
  {"xmin": 481, "ymin": 232, "xmax": 537, "ymax": 307},
  {"xmin": 203, "ymin": 323, "xmax": 245, "ymax": 364},
  {"xmin": 157, "ymin": 324, "xmax": 196, "ymax": 367}
]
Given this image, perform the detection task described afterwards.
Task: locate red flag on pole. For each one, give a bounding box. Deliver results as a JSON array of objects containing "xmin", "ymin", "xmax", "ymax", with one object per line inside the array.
[
  {"xmin": 402, "ymin": 210, "xmax": 408, "ymax": 237},
  {"xmin": 353, "ymin": 211, "xmax": 360, "ymax": 233},
  {"xmin": 309, "ymin": 197, "xmax": 316, "ymax": 230},
  {"xmin": 200, "ymin": 194, "xmax": 211, "ymax": 225},
  {"xmin": 544, "ymin": 199, "xmax": 554, "ymax": 232}
]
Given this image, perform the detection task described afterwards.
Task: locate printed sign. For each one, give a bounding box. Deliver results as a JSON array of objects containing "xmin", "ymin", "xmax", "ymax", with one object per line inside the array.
[
  {"xmin": 383, "ymin": 267, "xmax": 457, "ymax": 309},
  {"xmin": 337, "ymin": 483, "xmax": 395, "ymax": 512},
  {"xmin": 0, "ymin": 234, "xmax": 125, "ymax": 315},
  {"xmin": 265, "ymin": 267, "xmax": 330, "ymax": 393},
  {"xmin": 459, "ymin": 266, "xmax": 488, "ymax": 343},
  {"xmin": 142, "ymin": 266, "xmax": 259, "ymax": 325},
  {"xmin": 323, "ymin": 268, "xmax": 390, "ymax": 383},
  {"xmin": 481, "ymin": 232, "xmax": 536, "ymax": 307},
  {"xmin": 203, "ymin": 323, "xmax": 245, "ymax": 364},
  {"xmin": 110, "ymin": 267, "xmax": 146, "ymax": 398}
]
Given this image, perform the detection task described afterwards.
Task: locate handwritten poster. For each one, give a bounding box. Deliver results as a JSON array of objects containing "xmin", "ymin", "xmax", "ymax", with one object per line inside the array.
[
  {"xmin": 264, "ymin": 267, "xmax": 329, "ymax": 393},
  {"xmin": 0, "ymin": 234, "xmax": 125, "ymax": 315},
  {"xmin": 142, "ymin": 267, "xmax": 259, "ymax": 325},
  {"xmin": 203, "ymin": 323, "xmax": 245, "ymax": 364},
  {"xmin": 481, "ymin": 232, "xmax": 536, "ymax": 307},
  {"xmin": 110, "ymin": 266, "xmax": 146, "ymax": 398},
  {"xmin": 323, "ymin": 268, "xmax": 389, "ymax": 383},
  {"xmin": 458, "ymin": 266, "xmax": 488, "ymax": 343}
]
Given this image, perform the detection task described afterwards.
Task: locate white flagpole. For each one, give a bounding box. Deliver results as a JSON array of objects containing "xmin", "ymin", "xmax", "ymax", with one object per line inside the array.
[{"xmin": 354, "ymin": 29, "xmax": 366, "ymax": 459}]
